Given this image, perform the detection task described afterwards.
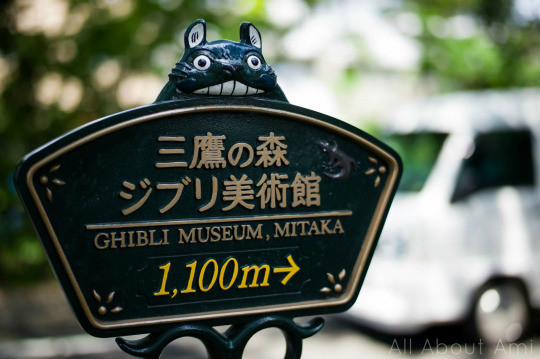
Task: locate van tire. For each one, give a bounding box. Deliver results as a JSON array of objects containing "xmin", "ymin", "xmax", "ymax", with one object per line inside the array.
[{"xmin": 468, "ymin": 280, "xmax": 531, "ymax": 344}]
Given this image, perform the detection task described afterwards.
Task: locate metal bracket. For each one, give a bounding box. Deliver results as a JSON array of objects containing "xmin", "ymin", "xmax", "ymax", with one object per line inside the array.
[{"xmin": 116, "ymin": 316, "xmax": 324, "ymax": 359}]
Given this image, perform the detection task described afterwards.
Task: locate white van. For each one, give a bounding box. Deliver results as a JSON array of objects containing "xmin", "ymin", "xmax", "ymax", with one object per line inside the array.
[{"xmin": 347, "ymin": 89, "xmax": 540, "ymax": 343}]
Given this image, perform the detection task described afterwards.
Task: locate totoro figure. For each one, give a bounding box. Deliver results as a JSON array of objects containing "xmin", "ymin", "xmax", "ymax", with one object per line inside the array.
[{"xmin": 156, "ymin": 19, "xmax": 287, "ymax": 102}]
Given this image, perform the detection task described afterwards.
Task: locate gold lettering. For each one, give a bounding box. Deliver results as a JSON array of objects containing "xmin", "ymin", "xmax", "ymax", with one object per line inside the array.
[
  {"xmin": 179, "ymin": 228, "xmax": 196, "ymax": 244},
  {"xmin": 162, "ymin": 229, "xmax": 169, "ymax": 245},
  {"xmin": 320, "ymin": 220, "xmax": 332, "ymax": 234},
  {"xmin": 197, "ymin": 227, "xmax": 209, "ymax": 243},
  {"xmin": 246, "ymin": 224, "xmax": 263, "ymax": 239},
  {"xmin": 333, "ymin": 219, "xmax": 345, "ymax": 234},
  {"xmin": 127, "ymin": 231, "xmax": 136, "ymax": 247},
  {"xmin": 156, "ymin": 136, "xmax": 188, "ymax": 168},
  {"xmin": 228, "ymin": 143, "xmax": 254, "ymax": 168},
  {"xmin": 137, "ymin": 231, "xmax": 148, "ymax": 246},
  {"xmin": 238, "ymin": 264, "xmax": 271, "ymax": 288},
  {"xmin": 255, "ymin": 132, "xmax": 289, "ymax": 167},
  {"xmin": 222, "ymin": 226, "xmax": 233, "ymax": 241},
  {"xmin": 256, "ymin": 173, "xmax": 288, "ymax": 209},
  {"xmin": 94, "ymin": 233, "xmax": 110, "ymax": 249},
  {"xmin": 154, "ymin": 262, "xmax": 171, "ymax": 296},
  {"xmin": 181, "ymin": 261, "xmax": 197, "ymax": 294},
  {"xmin": 149, "ymin": 230, "xmax": 161, "ymax": 246},
  {"xmin": 219, "ymin": 257, "xmax": 239, "ymax": 290},
  {"xmin": 210, "ymin": 226, "xmax": 221, "ymax": 242},
  {"xmin": 199, "ymin": 259, "xmax": 218, "ymax": 292},
  {"xmin": 190, "ymin": 133, "xmax": 227, "ymax": 169},
  {"xmin": 274, "ymin": 222, "xmax": 290, "ymax": 238},
  {"xmin": 297, "ymin": 221, "xmax": 310, "ymax": 236},
  {"xmin": 110, "ymin": 231, "xmax": 126, "ymax": 248},
  {"xmin": 222, "ymin": 174, "xmax": 255, "ymax": 211},
  {"xmin": 308, "ymin": 221, "xmax": 320, "ymax": 235},
  {"xmin": 196, "ymin": 177, "xmax": 218, "ymax": 212},
  {"xmin": 234, "ymin": 225, "xmax": 246, "ymax": 240}
]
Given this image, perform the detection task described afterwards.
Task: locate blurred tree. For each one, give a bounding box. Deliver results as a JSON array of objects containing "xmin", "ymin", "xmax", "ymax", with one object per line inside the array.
[{"xmin": 407, "ymin": 0, "xmax": 540, "ymax": 90}]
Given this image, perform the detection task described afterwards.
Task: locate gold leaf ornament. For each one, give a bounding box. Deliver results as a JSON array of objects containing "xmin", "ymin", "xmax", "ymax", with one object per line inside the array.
[
  {"xmin": 320, "ymin": 269, "xmax": 347, "ymax": 294},
  {"xmin": 327, "ymin": 273, "xmax": 335, "ymax": 284},
  {"xmin": 52, "ymin": 179, "xmax": 66, "ymax": 186},
  {"xmin": 106, "ymin": 292, "xmax": 115, "ymax": 304},
  {"xmin": 93, "ymin": 290, "xmax": 101, "ymax": 302}
]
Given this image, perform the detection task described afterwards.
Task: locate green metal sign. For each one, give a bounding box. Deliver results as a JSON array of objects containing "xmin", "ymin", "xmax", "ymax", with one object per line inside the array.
[{"xmin": 14, "ymin": 20, "xmax": 401, "ymax": 339}]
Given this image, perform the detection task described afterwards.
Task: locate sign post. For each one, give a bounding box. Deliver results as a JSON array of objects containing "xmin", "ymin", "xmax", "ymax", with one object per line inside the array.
[{"xmin": 15, "ymin": 20, "xmax": 401, "ymax": 359}]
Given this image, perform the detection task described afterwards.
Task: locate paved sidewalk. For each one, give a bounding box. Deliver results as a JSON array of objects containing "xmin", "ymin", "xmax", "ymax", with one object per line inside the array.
[{"xmin": 0, "ymin": 281, "xmax": 83, "ymax": 341}]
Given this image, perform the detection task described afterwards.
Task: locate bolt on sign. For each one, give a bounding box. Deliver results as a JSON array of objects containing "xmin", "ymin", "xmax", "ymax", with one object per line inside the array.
[{"xmin": 15, "ymin": 20, "xmax": 402, "ymax": 338}]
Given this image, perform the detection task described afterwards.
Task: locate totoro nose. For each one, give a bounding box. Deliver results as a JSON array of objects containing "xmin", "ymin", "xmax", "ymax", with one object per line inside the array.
[{"xmin": 222, "ymin": 63, "xmax": 243, "ymax": 76}]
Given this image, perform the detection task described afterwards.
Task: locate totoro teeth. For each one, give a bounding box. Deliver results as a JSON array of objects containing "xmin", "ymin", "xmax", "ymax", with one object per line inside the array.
[
  {"xmin": 194, "ymin": 81, "xmax": 263, "ymax": 96},
  {"xmin": 221, "ymin": 81, "xmax": 235, "ymax": 95},
  {"xmin": 208, "ymin": 84, "xmax": 222, "ymax": 95},
  {"xmin": 233, "ymin": 82, "xmax": 247, "ymax": 95},
  {"xmin": 194, "ymin": 87, "xmax": 208, "ymax": 94},
  {"xmin": 246, "ymin": 86, "xmax": 257, "ymax": 95}
]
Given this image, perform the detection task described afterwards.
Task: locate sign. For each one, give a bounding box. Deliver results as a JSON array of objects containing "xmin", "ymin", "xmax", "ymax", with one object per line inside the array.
[{"xmin": 14, "ymin": 20, "xmax": 401, "ymax": 338}]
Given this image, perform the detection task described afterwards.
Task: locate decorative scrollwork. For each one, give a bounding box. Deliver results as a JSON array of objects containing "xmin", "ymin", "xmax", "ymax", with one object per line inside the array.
[{"xmin": 116, "ymin": 315, "xmax": 324, "ymax": 359}]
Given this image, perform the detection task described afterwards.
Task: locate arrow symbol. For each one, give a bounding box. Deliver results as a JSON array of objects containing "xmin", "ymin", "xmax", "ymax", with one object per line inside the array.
[{"xmin": 273, "ymin": 255, "xmax": 300, "ymax": 285}]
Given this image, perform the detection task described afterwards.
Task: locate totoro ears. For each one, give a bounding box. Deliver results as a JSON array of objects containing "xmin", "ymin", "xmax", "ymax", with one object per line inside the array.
[
  {"xmin": 184, "ymin": 19, "xmax": 207, "ymax": 49},
  {"xmin": 239, "ymin": 22, "xmax": 262, "ymax": 49},
  {"xmin": 184, "ymin": 20, "xmax": 262, "ymax": 50}
]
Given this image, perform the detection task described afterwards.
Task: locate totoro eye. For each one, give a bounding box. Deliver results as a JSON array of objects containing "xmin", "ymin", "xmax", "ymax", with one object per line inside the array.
[
  {"xmin": 193, "ymin": 55, "xmax": 211, "ymax": 71},
  {"xmin": 247, "ymin": 55, "xmax": 262, "ymax": 70}
]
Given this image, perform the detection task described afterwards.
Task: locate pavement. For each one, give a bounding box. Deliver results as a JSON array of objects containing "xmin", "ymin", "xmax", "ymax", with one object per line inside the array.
[
  {"xmin": 0, "ymin": 282, "xmax": 83, "ymax": 341},
  {"xmin": 0, "ymin": 281, "xmax": 539, "ymax": 358}
]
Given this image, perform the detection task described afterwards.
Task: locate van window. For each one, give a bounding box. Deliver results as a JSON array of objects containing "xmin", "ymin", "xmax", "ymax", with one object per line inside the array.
[
  {"xmin": 452, "ymin": 130, "xmax": 534, "ymax": 202},
  {"xmin": 386, "ymin": 133, "xmax": 448, "ymax": 192}
]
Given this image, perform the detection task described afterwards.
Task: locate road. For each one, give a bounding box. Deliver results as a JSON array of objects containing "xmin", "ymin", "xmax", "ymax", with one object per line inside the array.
[
  {"xmin": 0, "ymin": 282, "xmax": 539, "ymax": 358},
  {"xmin": 1, "ymin": 317, "xmax": 539, "ymax": 359}
]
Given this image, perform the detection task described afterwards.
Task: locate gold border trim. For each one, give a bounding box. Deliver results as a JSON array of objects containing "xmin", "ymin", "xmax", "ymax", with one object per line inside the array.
[
  {"xmin": 86, "ymin": 210, "xmax": 353, "ymax": 230},
  {"xmin": 26, "ymin": 105, "xmax": 399, "ymax": 331}
]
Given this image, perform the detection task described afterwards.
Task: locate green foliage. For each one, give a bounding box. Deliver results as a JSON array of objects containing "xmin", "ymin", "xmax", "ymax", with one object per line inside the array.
[
  {"xmin": 422, "ymin": 35, "xmax": 504, "ymax": 89},
  {"xmin": 411, "ymin": 0, "xmax": 540, "ymax": 91}
]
